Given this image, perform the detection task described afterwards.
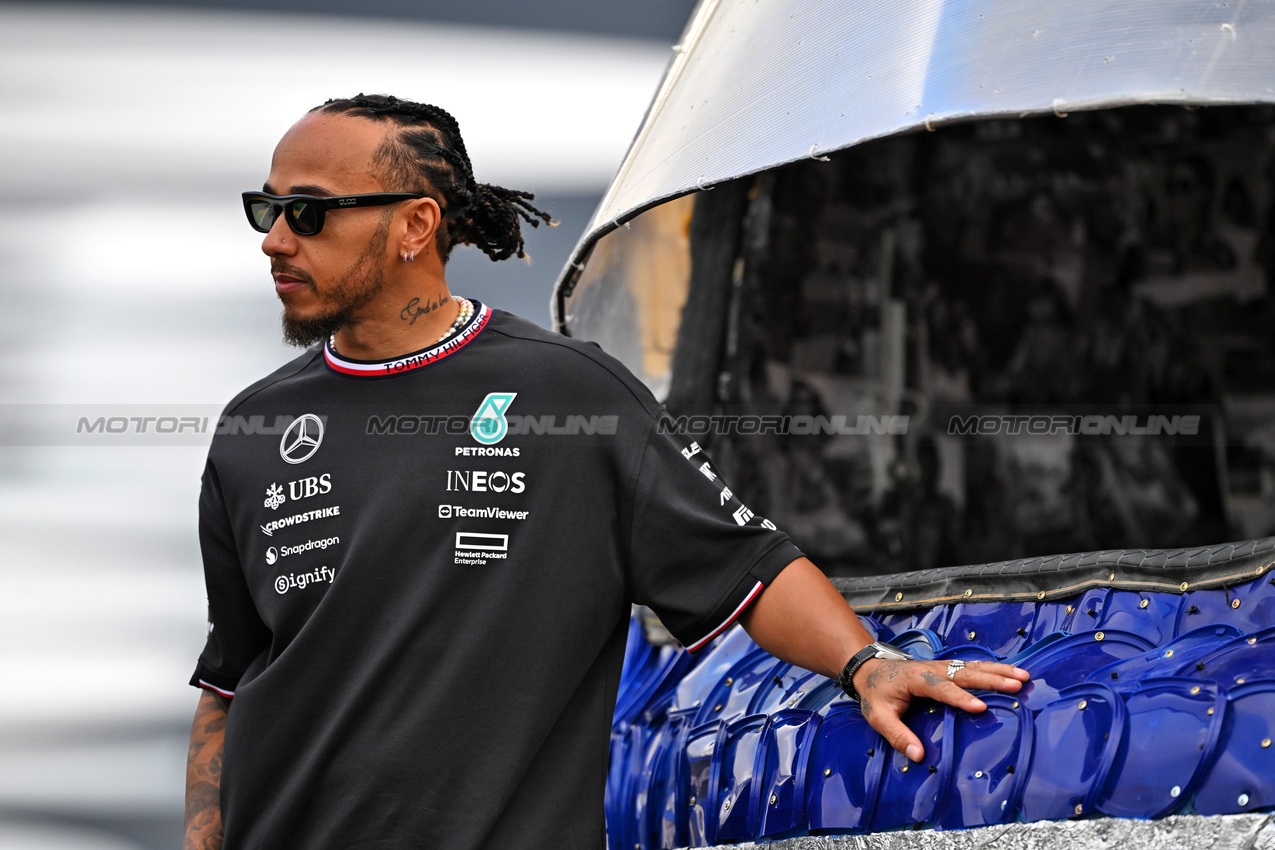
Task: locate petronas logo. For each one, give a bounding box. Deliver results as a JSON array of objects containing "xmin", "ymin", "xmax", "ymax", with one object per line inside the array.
[{"xmin": 471, "ymin": 392, "xmax": 517, "ymax": 445}]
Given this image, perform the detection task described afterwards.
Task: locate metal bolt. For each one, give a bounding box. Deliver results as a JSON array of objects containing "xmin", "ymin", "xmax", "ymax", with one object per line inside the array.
[
  {"xmin": 714, "ymin": 704, "xmax": 722, "ymax": 712},
  {"xmin": 690, "ymin": 796, "xmax": 696, "ymax": 806},
  {"xmin": 1107, "ymin": 572, "xmax": 1116, "ymax": 582},
  {"xmin": 1075, "ymin": 804, "xmax": 1084, "ymax": 815},
  {"xmin": 724, "ymin": 677, "xmax": 733, "ymax": 686},
  {"xmin": 1190, "ymin": 686, "xmax": 1201, "ymax": 695},
  {"xmin": 974, "ymin": 770, "xmax": 984, "ymax": 778},
  {"xmin": 824, "ymin": 768, "xmax": 832, "ymax": 777},
  {"xmin": 1239, "ymin": 794, "xmax": 1250, "ymax": 807},
  {"xmin": 1232, "ymin": 599, "xmax": 1242, "ymax": 609},
  {"xmin": 1238, "ymin": 678, "xmax": 1247, "ymax": 684},
  {"xmin": 1078, "ymin": 700, "xmax": 1089, "ymax": 710},
  {"xmin": 724, "ymin": 800, "xmax": 730, "ymax": 810},
  {"xmin": 1012, "ymin": 701, "xmax": 1019, "ymax": 709},
  {"xmin": 1095, "ymin": 632, "xmax": 1105, "ymax": 641},
  {"xmin": 928, "ymin": 706, "xmax": 937, "ymax": 714},
  {"xmin": 1140, "ymin": 599, "xmax": 1149, "ymax": 609},
  {"xmin": 1180, "ymin": 582, "xmax": 1189, "ymax": 592},
  {"xmin": 1250, "ymin": 637, "xmax": 1259, "ymax": 645},
  {"xmin": 1066, "ymin": 605, "xmax": 1074, "ymax": 615},
  {"xmin": 1208, "ymin": 707, "xmax": 1215, "ymax": 715},
  {"xmin": 969, "ymin": 631, "xmax": 977, "ymax": 640},
  {"xmin": 1001, "ymin": 800, "xmax": 1008, "ymax": 811},
  {"xmin": 771, "ymin": 794, "xmax": 778, "ymax": 805},
  {"xmin": 901, "ymin": 765, "xmax": 909, "ymax": 773},
  {"xmin": 964, "ymin": 589, "xmax": 973, "ymax": 598},
  {"xmin": 1165, "ymin": 649, "xmax": 1175, "ymax": 658},
  {"xmin": 1037, "ymin": 591, "xmax": 1046, "ymax": 600},
  {"xmin": 1263, "ymin": 739, "xmax": 1272, "ymax": 749},
  {"xmin": 1171, "ymin": 786, "xmax": 1181, "ymax": 798},
  {"xmin": 895, "ymin": 592, "xmax": 904, "ymax": 602}
]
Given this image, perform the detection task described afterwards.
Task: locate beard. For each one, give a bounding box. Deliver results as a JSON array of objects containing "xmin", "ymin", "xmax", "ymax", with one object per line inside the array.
[{"xmin": 279, "ymin": 215, "xmax": 391, "ymax": 348}]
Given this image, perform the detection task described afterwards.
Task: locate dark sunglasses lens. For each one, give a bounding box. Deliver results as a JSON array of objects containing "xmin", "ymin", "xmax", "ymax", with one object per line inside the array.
[
  {"xmin": 247, "ymin": 199, "xmax": 278, "ymax": 233},
  {"xmin": 286, "ymin": 200, "xmax": 320, "ymax": 235}
]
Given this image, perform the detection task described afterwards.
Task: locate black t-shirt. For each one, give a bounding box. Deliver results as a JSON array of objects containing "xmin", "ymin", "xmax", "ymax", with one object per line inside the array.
[{"xmin": 191, "ymin": 302, "xmax": 803, "ymax": 850}]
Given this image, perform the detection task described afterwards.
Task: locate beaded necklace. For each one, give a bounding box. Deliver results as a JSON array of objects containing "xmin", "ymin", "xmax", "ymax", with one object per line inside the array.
[{"xmin": 441, "ymin": 296, "xmax": 474, "ymax": 342}]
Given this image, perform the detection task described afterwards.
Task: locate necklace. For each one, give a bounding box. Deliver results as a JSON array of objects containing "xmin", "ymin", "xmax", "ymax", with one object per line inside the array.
[
  {"xmin": 441, "ymin": 296, "xmax": 473, "ymax": 342},
  {"xmin": 328, "ymin": 295, "xmax": 473, "ymax": 355}
]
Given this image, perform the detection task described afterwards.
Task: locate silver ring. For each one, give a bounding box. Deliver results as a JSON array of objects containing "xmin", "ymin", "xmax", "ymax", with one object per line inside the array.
[{"xmin": 946, "ymin": 659, "xmax": 966, "ymax": 680}]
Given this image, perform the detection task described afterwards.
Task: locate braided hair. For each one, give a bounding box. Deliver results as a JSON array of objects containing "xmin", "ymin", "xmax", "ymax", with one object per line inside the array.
[{"xmin": 315, "ymin": 94, "xmax": 553, "ymax": 262}]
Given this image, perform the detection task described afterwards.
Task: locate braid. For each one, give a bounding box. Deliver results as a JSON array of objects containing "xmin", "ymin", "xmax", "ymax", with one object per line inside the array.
[
  {"xmin": 315, "ymin": 94, "xmax": 554, "ymax": 263},
  {"xmin": 469, "ymin": 184, "xmax": 556, "ymax": 262}
]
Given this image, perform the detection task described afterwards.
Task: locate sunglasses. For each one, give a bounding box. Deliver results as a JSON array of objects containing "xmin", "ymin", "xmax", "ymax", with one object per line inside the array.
[{"xmin": 242, "ymin": 191, "xmax": 432, "ymax": 236}]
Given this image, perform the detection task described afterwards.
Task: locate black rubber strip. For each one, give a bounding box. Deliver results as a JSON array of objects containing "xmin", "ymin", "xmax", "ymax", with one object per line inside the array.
[{"xmin": 830, "ymin": 536, "xmax": 1275, "ymax": 613}]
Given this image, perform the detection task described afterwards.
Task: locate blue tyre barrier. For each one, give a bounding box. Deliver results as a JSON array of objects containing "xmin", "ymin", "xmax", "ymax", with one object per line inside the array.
[{"xmin": 609, "ymin": 537, "xmax": 1275, "ymax": 848}]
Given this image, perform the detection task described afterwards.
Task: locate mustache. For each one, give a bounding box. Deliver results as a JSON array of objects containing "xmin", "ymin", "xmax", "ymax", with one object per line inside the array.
[{"xmin": 271, "ymin": 260, "xmax": 315, "ymax": 285}]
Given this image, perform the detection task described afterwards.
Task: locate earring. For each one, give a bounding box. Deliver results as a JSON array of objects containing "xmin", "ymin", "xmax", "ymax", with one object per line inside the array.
[{"xmin": 403, "ymin": 250, "xmax": 415, "ymax": 263}]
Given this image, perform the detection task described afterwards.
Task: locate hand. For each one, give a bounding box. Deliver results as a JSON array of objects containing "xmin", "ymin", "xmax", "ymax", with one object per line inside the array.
[{"xmin": 852, "ymin": 658, "xmax": 1029, "ymax": 762}]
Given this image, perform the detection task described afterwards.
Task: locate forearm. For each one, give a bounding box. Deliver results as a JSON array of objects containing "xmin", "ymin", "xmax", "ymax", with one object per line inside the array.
[
  {"xmin": 738, "ymin": 556, "xmax": 873, "ymax": 678},
  {"xmin": 185, "ymin": 689, "xmax": 228, "ymax": 850}
]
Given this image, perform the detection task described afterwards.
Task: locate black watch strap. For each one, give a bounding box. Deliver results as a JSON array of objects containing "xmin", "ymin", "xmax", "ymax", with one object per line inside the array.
[{"xmin": 836, "ymin": 641, "xmax": 913, "ymax": 702}]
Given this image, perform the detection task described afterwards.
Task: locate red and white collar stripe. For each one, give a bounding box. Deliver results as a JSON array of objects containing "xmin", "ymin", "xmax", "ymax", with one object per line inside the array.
[{"xmin": 324, "ymin": 300, "xmax": 491, "ymax": 378}]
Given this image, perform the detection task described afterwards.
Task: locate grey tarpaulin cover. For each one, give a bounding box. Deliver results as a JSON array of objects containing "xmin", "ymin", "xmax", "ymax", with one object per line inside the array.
[{"xmin": 554, "ymin": 0, "xmax": 1275, "ymax": 323}]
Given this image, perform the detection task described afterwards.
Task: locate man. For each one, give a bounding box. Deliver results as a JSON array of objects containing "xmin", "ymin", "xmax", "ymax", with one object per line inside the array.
[{"xmin": 185, "ymin": 94, "xmax": 1027, "ymax": 850}]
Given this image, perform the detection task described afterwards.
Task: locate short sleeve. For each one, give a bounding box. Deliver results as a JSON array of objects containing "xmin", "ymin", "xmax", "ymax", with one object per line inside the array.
[
  {"xmin": 627, "ymin": 424, "xmax": 804, "ymax": 651},
  {"xmin": 189, "ymin": 458, "xmax": 271, "ymax": 697}
]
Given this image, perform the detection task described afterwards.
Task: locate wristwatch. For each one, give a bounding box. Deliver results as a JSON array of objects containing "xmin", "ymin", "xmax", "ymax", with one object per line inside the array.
[{"xmin": 836, "ymin": 642, "xmax": 913, "ymax": 702}]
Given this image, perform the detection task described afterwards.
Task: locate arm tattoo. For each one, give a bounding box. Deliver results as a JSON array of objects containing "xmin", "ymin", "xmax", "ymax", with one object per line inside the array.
[{"xmin": 185, "ymin": 692, "xmax": 228, "ymax": 850}]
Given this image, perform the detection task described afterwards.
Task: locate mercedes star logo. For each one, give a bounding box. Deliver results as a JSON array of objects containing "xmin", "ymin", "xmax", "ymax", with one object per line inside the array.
[{"xmin": 280, "ymin": 414, "xmax": 324, "ymax": 464}]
